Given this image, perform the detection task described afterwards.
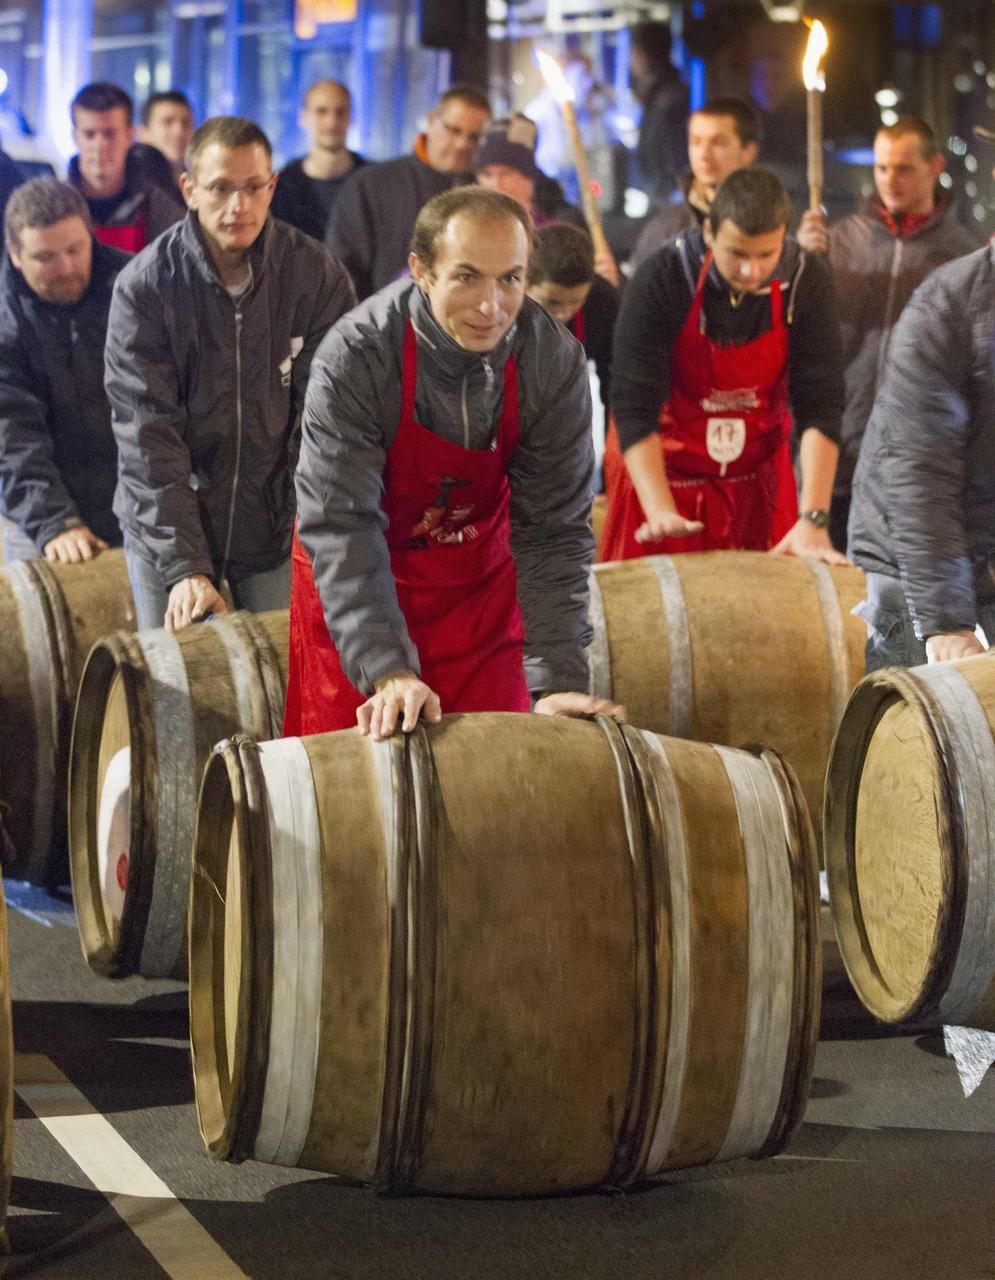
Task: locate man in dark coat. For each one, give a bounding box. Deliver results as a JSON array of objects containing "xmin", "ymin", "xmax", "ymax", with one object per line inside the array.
[
  {"xmin": 271, "ymin": 80, "xmax": 365, "ymax": 241},
  {"xmin": 325, "ymin": 85, "xmax": 490, "ymax": 301},
  {"xmin": 105, "ymin": 117, "xmax": 355, "ymax": 631},
  {"xmin": 849, "ymin": 241, "xmax": 995, "ymax": 671},
  {"xmin": 629, "ymin": 22, "xmax": 689, "ymax": 207},
  {"xmin": 0, "ymin": 178, "xmax": 126, "ymax": 562},
  {"xmin": 798, "ymin": 116, "xmax": 979, "ymax": 549}
]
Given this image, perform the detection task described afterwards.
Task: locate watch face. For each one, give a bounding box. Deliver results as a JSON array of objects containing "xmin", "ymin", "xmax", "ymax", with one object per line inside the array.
[{"xmin": 803, "ymin": 509, "xmax": 829, "ymax": 529}]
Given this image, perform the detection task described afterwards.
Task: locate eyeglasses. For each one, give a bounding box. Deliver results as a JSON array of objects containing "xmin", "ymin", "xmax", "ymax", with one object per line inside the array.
[{"xmin": 197, "ymin": 178, "xmax": 274, "ymax": 204}]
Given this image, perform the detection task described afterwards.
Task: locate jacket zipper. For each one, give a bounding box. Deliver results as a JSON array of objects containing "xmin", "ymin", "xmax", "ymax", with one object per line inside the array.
[
  {"xmin": 876, "ymin": 239, "xmax": 904, "ymax": 390},
  {"xmin": 220, "ymin": 304, "xmax": 243, "ymax": 586}
]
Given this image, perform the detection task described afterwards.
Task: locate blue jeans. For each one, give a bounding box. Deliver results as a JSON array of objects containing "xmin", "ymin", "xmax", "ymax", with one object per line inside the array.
[
  {"xmin": 856, "ymin": 571, "xmax": 995, "ymax": 672},
  {"xmin": 124, "ymin": 533, "xmax": 291, "ymax": 631},
  {"xmin": 2, "ymin": 521, "xmax": 40, "ymax": 563}
]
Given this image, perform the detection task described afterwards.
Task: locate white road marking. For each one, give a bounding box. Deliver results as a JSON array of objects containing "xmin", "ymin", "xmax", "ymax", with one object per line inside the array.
[{"xmin": 15, "ymin": 1054, "xmax": 249, "ymax": 1279}]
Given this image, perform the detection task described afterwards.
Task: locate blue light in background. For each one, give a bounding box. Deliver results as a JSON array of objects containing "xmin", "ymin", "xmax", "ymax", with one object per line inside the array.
[{"xmin": 689, "ymin": 59, "xmax": 706, "ymax": 111}]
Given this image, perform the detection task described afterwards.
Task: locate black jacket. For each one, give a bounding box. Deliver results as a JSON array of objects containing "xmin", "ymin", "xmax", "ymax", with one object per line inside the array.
[
  {"xmin": 849, "ymin": 246, "xmax": 995, "ymax": 639},
  {"xmin": 826, "ymin": 196, "xmax": 978, "ymax": 495},
  {"xmin": 106, "ymin": 213, "xmax": 356, "ymax": 587},
  {"xmin": 68, "ymin": 152, "xmax": 185, "ymax": 247},
  {"xmin": 325, "ymin": 150, "xmax": 473, "ymax": 301},
  {"xmin": 296, "ymin": 279, "xmax": 595, "ymax": 697},
  {"xmin": 271, "ymin": 154, "xmax": 366, "ymax": 242},
  {"xmin": 0, "ymin": 239, "xmax": 128, "ymax": 549}
]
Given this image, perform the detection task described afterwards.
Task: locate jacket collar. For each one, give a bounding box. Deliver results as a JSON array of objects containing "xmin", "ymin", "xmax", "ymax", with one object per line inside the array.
[
  {"xmin": 861, "ymin": 191, "xmax": 954, "ymax": 240},
  {"xmin": 407, "ymin": 281, "xmax": 515, "ymax": 383},
  {"xmin": 179, "ymin": 210, "xmax": 274, "ymax": 288}
]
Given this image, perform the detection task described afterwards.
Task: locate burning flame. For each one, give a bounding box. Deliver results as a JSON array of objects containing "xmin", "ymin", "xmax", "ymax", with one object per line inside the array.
[
  {"xmin": 535, "ymin": 50, "xmax": 575, "ymax": 105},
  {"xmin": 802, "ymin": 20, "xmax": 828, "ymax": 92}
]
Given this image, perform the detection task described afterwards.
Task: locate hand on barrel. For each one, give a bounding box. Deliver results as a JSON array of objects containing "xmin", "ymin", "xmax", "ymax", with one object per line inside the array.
[
  {"xmin": 634, "ymin": 510, "xmax": 704, "ymax": 543},
  {"xmin": 925, "ymin": 630, "xmax": 986, "ymax": 664},
  {"xmin": 43, "ymin": 525, "xmax": 108, "ymax": 564},
  {"xmin": 770, "ymin": 520, "xmax": 849, "ymax": 566},
  {"xmin": 358, "ymin": 670, "xmax": 442, "ymax": 741},
  {"xmin": 164, "ymin": 574, "xmax": 228, "ymax": 631},
  {"xmin": 533, "ymin": 692, "xmax": 626, "ymax": 721}
]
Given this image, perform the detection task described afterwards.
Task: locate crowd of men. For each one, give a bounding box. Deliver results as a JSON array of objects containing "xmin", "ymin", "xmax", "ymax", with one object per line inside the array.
[{"xmin": 0, "ymin": 64, "xmax": 992, "ymax": 741}]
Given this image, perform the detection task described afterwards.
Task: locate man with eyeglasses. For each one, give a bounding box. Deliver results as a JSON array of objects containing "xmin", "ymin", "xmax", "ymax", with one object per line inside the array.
[
  {"xmin": 326, "ymin": 84, "xmax": 491, "ymax": 301},
  {"xmin": 105, "ymin": 115, "xmax": 356, "ymax": 631}
]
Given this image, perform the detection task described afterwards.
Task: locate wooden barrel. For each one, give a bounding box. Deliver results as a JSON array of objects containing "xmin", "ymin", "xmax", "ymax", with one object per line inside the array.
[
  {"xmin": 68, "ymin": 609, "xmax": 288, "ymax": 981},
  {"xmin": 0, "ymin": 874, "xmax": 11, "ymax": 1252},
  {"xmin": 0, "ymin": 549, "xmax": 135, "ymax": 884},
  {"xmin": 589, "ymin": 552, "xmax": 866, "ymax": 835},
  {"xmin": 189, "ymin": 713, "xmax": 820, "ymax": 1196},
  {"xmin": 825, "ymin": 655, "xmax": 995, "ymax": 1029}
]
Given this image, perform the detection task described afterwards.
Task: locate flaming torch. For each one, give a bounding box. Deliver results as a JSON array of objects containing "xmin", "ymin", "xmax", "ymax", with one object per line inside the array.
[
  {"xmin": 535, "ymin": 49, "xmax": 611, "ymax": 261},
  {"xmin": 803, "ymin": 20, "xmax": 829, "ymax": 212}
]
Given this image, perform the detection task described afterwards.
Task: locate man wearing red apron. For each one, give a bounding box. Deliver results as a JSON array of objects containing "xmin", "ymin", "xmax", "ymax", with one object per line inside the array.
[
  {"xmin": 285, "ymin": 186, "xmax": 620, "ymax": 740},
  {"xmin": 602, "ymin": 167, "xmax": 846, "ymax": 565}
]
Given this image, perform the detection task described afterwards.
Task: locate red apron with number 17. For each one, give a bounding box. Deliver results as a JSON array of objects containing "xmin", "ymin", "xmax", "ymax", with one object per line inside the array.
[
  {"xmin": 283, "ymin": 320, "xmax": 530, "ymax": 737},
  {"xmin": 600, "ymin": 249, "xmax": 797, "ymax": 562}
]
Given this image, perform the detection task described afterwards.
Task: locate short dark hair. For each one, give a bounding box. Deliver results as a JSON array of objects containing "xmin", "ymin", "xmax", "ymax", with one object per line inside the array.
[
  {"xmin": 435, "ymin": 84, "xmax": 492, "ymax": 117},
  {"xmin": 708, "ymin": 167, "xmax": 791, "ymax": 236},
  {"xmin": 304, "ymin": 79, "xmax": 351, "ymax": 108},
  {"xmin": 71, "ymin": 82, "xmax": 134, "ymax": 126},
  {"xmin": 141, "ymin": 90, "xmax": 193, "ymax": 128},
  {"xmin": 186, "ymin": 116, "xmax": 272, "ymax": 176},
  {"xmin": 876, "ymin": 114, "xmax": 939, "ymax": 160},
  {"xmin": 5, "ymin": 178, "xmax": 91, "ymax": 250},
  {"xmin": 528, "ymin": 222, "xmax": 595, "ymax": 288},
  {"xmin": 694, "ymin": 97, "xmax": 763, "ymax": 150},
  {"xmin": 630, "ymin": 22, "xmax": 673, "ymax": 68},
  {"xmin": 411, "ymin": 185, "xmax": 534, "ymax": 272}
]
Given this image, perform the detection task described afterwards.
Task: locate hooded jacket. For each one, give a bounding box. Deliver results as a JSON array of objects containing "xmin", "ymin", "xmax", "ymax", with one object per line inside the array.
[
  {"xmin": 827, "ymin": 194, "xmax": 978, "ymax": 495},
  {"xmin": 0, "ymin": 238, "xmax": 128, "ymax": 549},
  {"xmin": 849, "ymin": 245, "xmax": 995, "ymax": 638},
  {"xmin": 105, "ymin": 212, "xmax": 356, "ymax": 587},
  {"xmin": 296, "ymin": 279, "xmax": 595, "ymax": 697}
]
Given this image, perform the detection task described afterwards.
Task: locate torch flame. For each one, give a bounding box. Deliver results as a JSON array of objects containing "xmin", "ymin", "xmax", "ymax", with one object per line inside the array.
[
  {"xmin": 535, "ymin": 49, "xmax": 575, "ymax": 105},
  {"xmin": 802, "ymin": 20, "xmax": 828, "ymax": 92}
]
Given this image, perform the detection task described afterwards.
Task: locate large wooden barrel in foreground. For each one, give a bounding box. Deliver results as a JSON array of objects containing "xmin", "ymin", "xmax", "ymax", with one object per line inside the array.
[
  {"xmin": 589, "ymin": 552, "xmax": 865, "ymax": 832},
  {"xmin": 825, "ymin": 654, "xmax": 995, "ymax": 1029},
  {"xmin": 69, "ymin": 610, "xmax": 288, "ymax": 980},
  {"xmin": 0, "ymin": 874, "xmax": 12, "ymax": 1251},
  {"xmin": 190, "ymin": 714, "xmax": 820, "ymax": 1196},
  {"xmin": 0, "ymin": 550, "xmax": 134, "ymax": 883}
]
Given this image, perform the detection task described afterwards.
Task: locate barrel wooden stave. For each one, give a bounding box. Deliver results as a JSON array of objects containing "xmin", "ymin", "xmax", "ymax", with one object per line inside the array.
[
  {"xmin": 0, "ymin": 549, "xmax": 134, "ymax": 882},
  {"xmin": 191, "ymin": 714, "xmax": 820, "ymax": 1196},
  {"xmin": 591, "ymin": 551, "xmax": 866, "ymax": 840},
  {"xmin": 69, "ymin": 609, "xmax": 289, "ymax": 980},
  {"xmin": 826, "ymin": 653, "xmax": 995, "ymax": 1029}
]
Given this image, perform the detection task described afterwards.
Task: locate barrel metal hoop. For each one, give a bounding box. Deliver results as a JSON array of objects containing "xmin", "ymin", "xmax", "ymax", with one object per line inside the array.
[
  {"xmin": 587, "ymin": 568, "xmax": 613, "ymax": 700},
  {"xmin": 136, "ymin": 628, "xmax": 198, "ymax": 978},
  {"xmin": 753, "ymin": 746, "xmax": 821, "ymax": 1157},
  {"xmin": 28, "ymin": 558, "xmax": 74, "ymax": 711},
  {"xmin": 4, "ymin": 560, "xmax": 61, "ymax": 880},
  {"xmin": 234, "ymin": 610, "xmax": 288, "ymax": 741},
  {"xmin": 801, "ymin": 558, "xmax": 851, "ymax": 744},
  {"xmin": 373, "ymin": 734, "xmax": 414, "ymax": 1193},
  {"xmin": 596, "ymin": 715, "xmax": 660, "ymax": 1189},
  {"xmin": 208, "ymin": 612, "xmax": 273, "ymax": 742},
  {"xmin": 648, "ymin": 557, "xmax": 693, "ymax": 739}
]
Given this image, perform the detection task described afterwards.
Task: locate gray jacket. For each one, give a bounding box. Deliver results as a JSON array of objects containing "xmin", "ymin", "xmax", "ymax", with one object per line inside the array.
[
  {"xmin": 106, "ymin": 212, "xmax": 356, "ymax": 587},
  {"xmin": 849, "ymin": 245, "xmax": 995, "ymax": 639},
  {"xmin": 827, "ymin": 196, "xmax": 978, "ymax": 495},
  {"xmin": 296, "ymin": 279, "xmax": 595, "ymax": 697}
]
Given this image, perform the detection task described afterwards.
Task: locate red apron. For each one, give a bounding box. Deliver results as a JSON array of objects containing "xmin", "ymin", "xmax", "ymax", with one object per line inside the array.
[
  {"xmin": 94, "ymin": 220, "xmax": 146, "ymax": 254},
  {"xmin": 600, "ymin": 251, "xmax": 797, "ymax": 562},
  {"xmin": 283, "ymin": 321, "xmax": 530, "ymax": 736}
]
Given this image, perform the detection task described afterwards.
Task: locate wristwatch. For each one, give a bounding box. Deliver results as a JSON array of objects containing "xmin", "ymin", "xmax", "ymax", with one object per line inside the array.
[{"xmin": 800, "ymin": 508, "xmax": 830, "ymax": 530}]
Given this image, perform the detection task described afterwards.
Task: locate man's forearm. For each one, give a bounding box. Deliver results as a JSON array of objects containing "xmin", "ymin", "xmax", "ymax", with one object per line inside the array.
[
  {"xmin": 623, "ymin": 433, "xmax": 676, "ymax": 518},
  {"xmin": 797, "ymin": 427, "xmax": 839, "ymax": 511}
]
